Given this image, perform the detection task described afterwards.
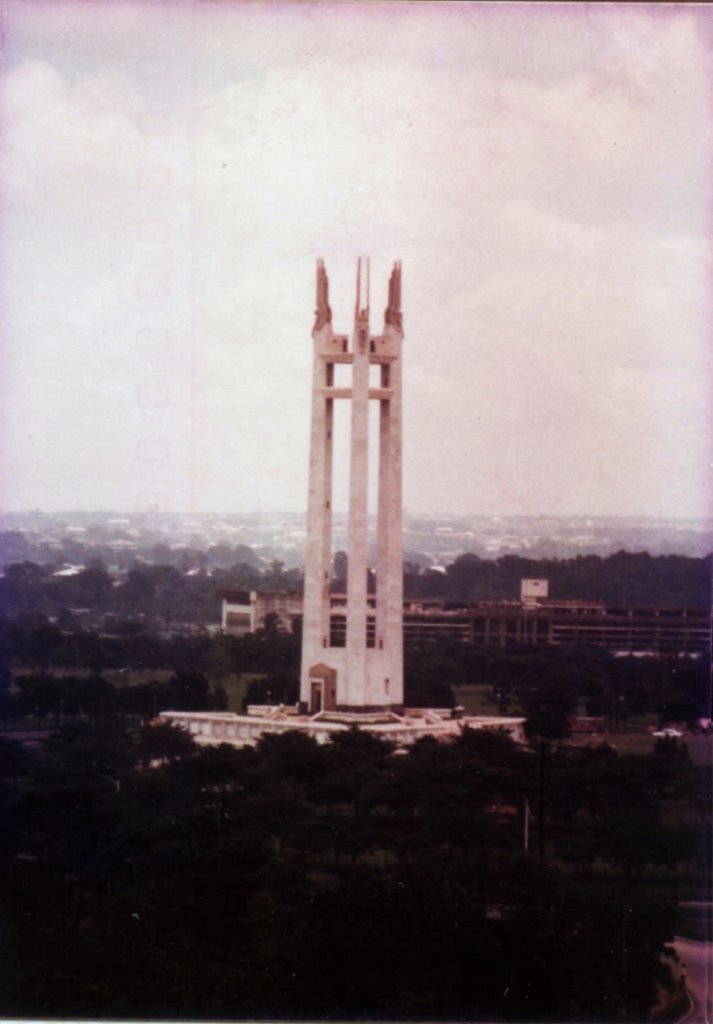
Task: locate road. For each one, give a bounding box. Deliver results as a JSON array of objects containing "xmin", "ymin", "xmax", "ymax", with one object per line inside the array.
[{"xmin": 674, "ymin": 936, "xmax": 712, "ymax": 1023}]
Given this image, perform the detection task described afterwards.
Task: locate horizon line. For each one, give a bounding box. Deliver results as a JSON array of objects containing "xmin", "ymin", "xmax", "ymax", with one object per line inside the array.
[{"xmin": 0, "ymin": 509, "xmax": 711, "ymax": 523}]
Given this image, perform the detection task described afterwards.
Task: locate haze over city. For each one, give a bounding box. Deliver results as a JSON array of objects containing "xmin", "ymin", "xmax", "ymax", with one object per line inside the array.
[
  {"xmin": 1, "ymin": 9, "xmax": 712, "ymax": 1021},
  {"xmin": 1, "ymin": 1, "xmax": 711, "ymax": 519}
]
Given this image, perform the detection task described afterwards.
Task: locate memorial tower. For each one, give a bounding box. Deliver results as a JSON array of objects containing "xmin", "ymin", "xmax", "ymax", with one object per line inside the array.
[{"xmin": 300, "ymin": 258, "xmax": 404, "ymax": 714}]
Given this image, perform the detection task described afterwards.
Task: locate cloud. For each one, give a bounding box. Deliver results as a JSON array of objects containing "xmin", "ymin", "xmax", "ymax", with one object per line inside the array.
[{"xmin": 0, "ymin": 2, "xmax": 710, "ymax": 516}]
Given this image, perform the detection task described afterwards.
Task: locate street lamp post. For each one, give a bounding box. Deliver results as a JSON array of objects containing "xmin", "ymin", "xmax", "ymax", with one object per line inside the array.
[{"xmin": 537, "ymin": 741, "xmax": 547, "ymax": 858}]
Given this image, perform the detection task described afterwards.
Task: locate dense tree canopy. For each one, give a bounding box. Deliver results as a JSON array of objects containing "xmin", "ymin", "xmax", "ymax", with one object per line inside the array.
[
  {"xmin": 2, "ymin": 719, "xmax": 703, "ymax": 1022},
  {"xmin": 404, "ymin": 551, "xmax": 712, "ymax": 608},
  {"xmin": 1, "ymin": 614, "xmax": 708, "ymax": 739},
  {"xmin": 0, "ymin": 551, "xmax": 709, "ymax": 630},
  {"xmin": 1, "ymin": 538, "xmax": 707, "ymax": 1018}
]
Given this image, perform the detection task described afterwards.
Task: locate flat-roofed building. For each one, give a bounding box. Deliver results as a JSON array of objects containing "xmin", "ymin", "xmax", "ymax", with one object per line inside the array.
[
  {"xmin": 220, "ymin": 587, "xmax": 710, "ymax": 657},
  {"xmin": 220, "ymin": 589, "xmax": 302, "ymax": 636}
]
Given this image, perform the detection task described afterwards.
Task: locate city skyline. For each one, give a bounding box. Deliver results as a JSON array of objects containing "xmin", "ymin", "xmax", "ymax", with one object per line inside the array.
[{"xmin": 1, "ymin": 2, "xmax": 711, "ymax": 519}]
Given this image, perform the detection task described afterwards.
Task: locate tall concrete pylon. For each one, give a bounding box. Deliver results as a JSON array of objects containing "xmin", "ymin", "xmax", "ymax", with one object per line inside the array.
[{"xmin": 300, "ymin": 257, "xmax": 404, "ymax": 714}]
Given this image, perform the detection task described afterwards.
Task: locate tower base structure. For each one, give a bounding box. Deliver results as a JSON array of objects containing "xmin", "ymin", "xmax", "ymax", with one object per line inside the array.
[{"xmin": 159, "ymin": 707, "xmax": 527, "ymax": 750}]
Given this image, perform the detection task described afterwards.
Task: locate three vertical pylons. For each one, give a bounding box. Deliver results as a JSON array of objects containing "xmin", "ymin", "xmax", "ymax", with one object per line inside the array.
[{"xmin": 300, "ymin": 258, "xmax": 404, "ymax": 715}]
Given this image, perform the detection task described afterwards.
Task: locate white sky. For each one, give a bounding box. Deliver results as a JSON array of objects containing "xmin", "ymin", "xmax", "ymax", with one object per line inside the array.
[{"xmin": 1, "ymin": 1, "xmax": 711, "ymax": 518}]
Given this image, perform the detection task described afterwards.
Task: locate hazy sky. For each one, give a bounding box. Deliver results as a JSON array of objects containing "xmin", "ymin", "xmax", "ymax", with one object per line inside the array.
[{"xmin": 1, "ymin": 1, "xmax": 711, "ymax": 518}]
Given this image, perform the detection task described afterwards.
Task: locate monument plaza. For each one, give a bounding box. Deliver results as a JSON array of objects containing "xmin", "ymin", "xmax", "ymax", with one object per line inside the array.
[{"xmin": 162, "ymin": 259, "xmax": 524, "ymax": 747}]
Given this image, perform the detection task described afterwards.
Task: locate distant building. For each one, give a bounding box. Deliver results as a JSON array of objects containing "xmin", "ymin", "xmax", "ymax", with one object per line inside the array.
[
  {"xmin": 220, "ymin": 589, "xmax": 302, "ymax": 636},
  {"xmin": 220, "ymin": 583, "xmax": 709, "ymax": 657},
  {"xmin": 521, "ymin": 578, "xmax": 548, "ymax": 605}
]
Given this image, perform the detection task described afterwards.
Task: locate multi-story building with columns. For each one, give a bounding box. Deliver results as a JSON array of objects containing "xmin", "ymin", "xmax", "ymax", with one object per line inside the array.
[{"xmin": 220, "ymin": 585, "xmax": 710, "ymax": 658}]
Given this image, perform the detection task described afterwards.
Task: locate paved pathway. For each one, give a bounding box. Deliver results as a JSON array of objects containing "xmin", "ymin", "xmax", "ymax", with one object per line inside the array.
[{"xmin": 674, "ymin": 936, "xmax": 712, "ymax": 1023}]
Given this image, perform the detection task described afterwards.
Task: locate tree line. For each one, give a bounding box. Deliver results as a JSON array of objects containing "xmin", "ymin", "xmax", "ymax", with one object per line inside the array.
[
  {"xmin": 2, "ymin": 719, "xmax": 706, "ymax": 1021},
  {"xmin": 0, "ymin": 550, "xmax": 709, "ymax": 631},
  {"xmin": 1, "ymin": 617, "xmax": 708, "ymax": 735},
  {"xmin": 2, "ymin": 670, "xmax": 227, "ymax": 721},
  {"xmin": 411, "ymin": 641, "xmax": 710, "ymax": 735},
  {"xmin": 403, "ymin": 550, "xmax": 712, "ymax": 608}
]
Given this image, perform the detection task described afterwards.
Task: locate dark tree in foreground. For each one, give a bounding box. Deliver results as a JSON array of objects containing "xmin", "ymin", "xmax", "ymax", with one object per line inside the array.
[
  {"xmin": 2, "ymin": 722, "xmax": 700, "ymax": 1022},
  {"xmin": 137, "ymin": 721, "xmax": 197, "ymax": 767}
]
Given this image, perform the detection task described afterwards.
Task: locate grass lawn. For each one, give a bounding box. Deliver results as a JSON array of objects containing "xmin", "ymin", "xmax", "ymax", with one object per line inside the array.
[
  {"xmin": 217, "ymin": 672, "xmax": 267, "ymax": 712},
  {"xmin": 566, "ymin": 730, "xmax": 657, "ymax": 756},
  {"xmin": 12, "ymin": 666, "xmax": 269, "ymax": 716},
  {"xmin": 14, "ymin": 666, "xmax": 96, "ymax": 679},
  {"xmin": 13, "ymin": 667, "xmax": 177, "ymax": 687},
  {"xmin": 104, "ymin": 668, "xmax": 174, "ymax": 687},
  {"xmin": 453, "ymin": 685, "xmax": 493, "ymax": 715},
  {"xmin": 453, "ymin": 684, "xmax": 524, "ymax": 716},
  {"xmin": 566, "ymin": 728, "xmax": 711, "ymax": 759}
]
